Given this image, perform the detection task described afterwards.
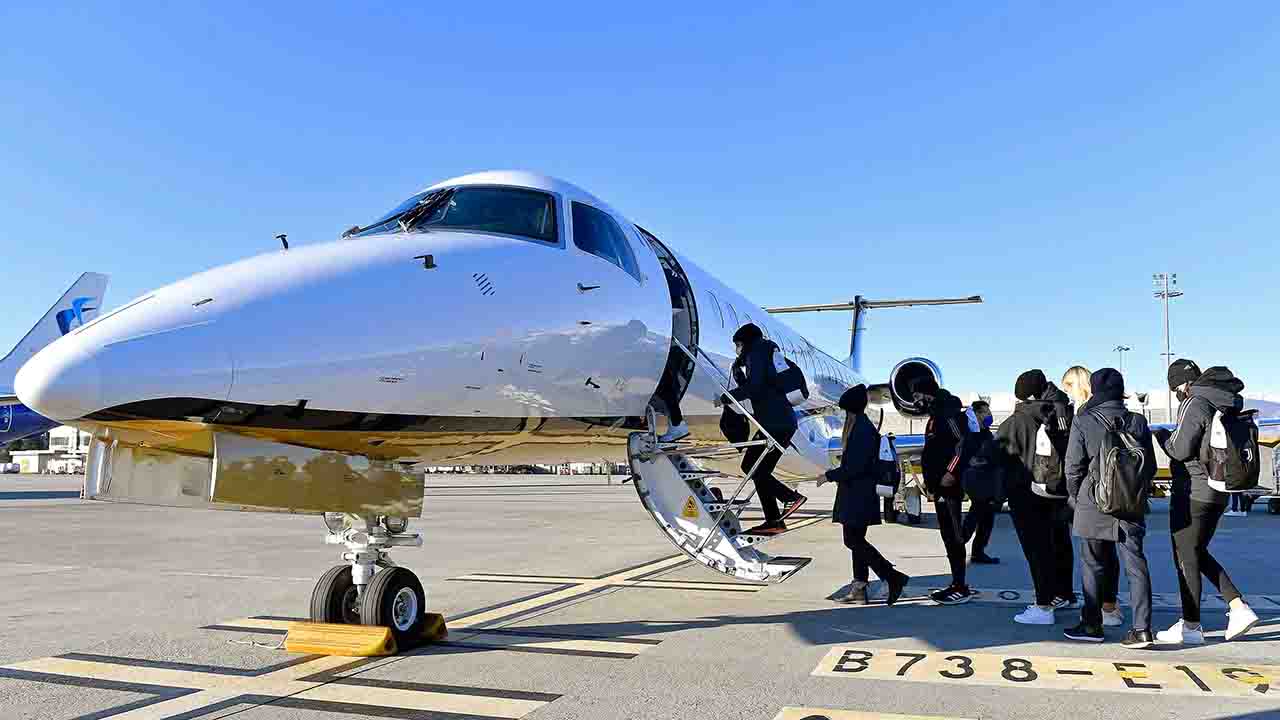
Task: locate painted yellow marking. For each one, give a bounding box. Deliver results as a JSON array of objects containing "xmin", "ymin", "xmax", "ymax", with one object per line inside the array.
[
  {"xmin": 812, "ymin": 647, "xmax": 1280, "ymax": 700},
  {"xmin": 681, "ymin": 495, "xmax": 700, "ymax": 519},
  {"xmin": 448, "ymin": 632, "xmax": 643, "ymax": 655},
  {"xmin": 452, "ymin": 574, "xmax": 762, "ymax": 593},
  {"xmin": 3, "ymin": 652, "xmax": 547, "ymax": 719},
  {"xmin": 773, "ymin": 709, "xmax": 974, "ymax": 720}
]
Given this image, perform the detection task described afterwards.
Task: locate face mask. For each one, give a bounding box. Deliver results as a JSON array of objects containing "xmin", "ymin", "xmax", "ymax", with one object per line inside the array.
[{"xmin": 982, "ymin": 415, "xmax": 994, "ymax": 428}]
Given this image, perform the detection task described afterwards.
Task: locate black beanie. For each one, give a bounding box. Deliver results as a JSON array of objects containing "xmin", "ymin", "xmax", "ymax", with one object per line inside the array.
[
  {"xmin": 732, "ymin": 323, "xmax": 763, "ymax": 345},
  {"xmin": 838, "ymin": 384, "xmax": 869, "ymax": 414},
  {"xmin": 1090, "ymin": 367, "xmax": 1125, "ymax": 403},
  {"xmin": 1167, "ymin": 358, "xmax": 1202, "ymax": 390},
  {"xmin": 909, "ymin": 375, "xmax": 939, "ymax": 396},
  {"xmin": 1014, "ymin": 369, "xmax": 1049, "ymax": 401}
]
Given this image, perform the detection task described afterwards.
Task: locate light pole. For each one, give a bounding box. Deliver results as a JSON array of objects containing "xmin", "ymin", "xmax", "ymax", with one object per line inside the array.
[
  {"xmin": 1153, "ymin": 273, "xmax": 1184, "ymax": 422},
  {"xmin": 1113, "ymin": 345, "xmax": 1131, "ymax": 374}
]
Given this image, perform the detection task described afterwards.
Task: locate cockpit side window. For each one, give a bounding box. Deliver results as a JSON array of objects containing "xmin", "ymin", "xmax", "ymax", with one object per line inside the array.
[{"xmin": 571, "ymin": 202, "xmax": 641, "ymax": 281}]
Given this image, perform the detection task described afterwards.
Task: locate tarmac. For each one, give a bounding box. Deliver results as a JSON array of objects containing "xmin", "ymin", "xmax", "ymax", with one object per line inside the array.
[{"xmin": 2, "ymin": 472, "xmax": 1279, "ymax": 720}]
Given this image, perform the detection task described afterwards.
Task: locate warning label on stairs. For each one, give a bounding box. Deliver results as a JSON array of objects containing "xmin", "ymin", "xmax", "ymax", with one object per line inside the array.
[{"xmin": 681, "ymin": 496, "xmax": 699, "ymax": 519}]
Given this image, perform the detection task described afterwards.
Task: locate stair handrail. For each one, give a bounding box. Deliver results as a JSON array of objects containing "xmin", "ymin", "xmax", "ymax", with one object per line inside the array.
[{"xmin": 668, "ymin": 338, "xmax": 792, "ymax": 553}]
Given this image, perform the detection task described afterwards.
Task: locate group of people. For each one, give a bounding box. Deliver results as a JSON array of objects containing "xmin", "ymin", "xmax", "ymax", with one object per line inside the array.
[{"xmin": 818, "ymin": 359, "xmax": 1263, "ymax": 650}]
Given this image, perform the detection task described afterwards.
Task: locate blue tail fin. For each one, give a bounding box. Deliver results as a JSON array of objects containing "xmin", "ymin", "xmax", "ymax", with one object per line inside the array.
[{"xmin": 0, "ymin": 272, "xmax": 109, "ymax": 394}]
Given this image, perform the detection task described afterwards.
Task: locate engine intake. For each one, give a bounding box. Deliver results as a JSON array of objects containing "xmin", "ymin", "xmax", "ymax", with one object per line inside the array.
[{"xmin": 888, "ymin": 357, "xmax": 944, "ymax": 417}]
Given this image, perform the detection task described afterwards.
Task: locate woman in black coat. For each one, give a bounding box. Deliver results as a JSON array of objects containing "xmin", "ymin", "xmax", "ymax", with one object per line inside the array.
[{"xmin": 819, "ymin": 385, "xmax": 910, "ymax": 606}]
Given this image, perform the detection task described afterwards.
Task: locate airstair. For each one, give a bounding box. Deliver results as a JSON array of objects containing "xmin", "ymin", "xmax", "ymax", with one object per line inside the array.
[{"xmin": 628, "ymin": 339, "xmax": 811, "ymax": 584}]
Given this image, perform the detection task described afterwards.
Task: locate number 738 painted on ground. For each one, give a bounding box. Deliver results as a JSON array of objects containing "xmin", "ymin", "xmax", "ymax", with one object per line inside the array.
[{"xmin": 813, "ymin": 647, "xmax": 1279, "ymax": 701}]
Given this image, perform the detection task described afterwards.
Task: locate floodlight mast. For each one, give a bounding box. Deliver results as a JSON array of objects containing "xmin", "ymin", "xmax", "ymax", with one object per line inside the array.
[{"xmin": 763, "ymin": 295, "xmax": 983, "ymax": 374}]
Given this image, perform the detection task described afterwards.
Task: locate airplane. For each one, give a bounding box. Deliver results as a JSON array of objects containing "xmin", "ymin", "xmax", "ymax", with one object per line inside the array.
[
  {"xmin": 1, "ymin": 272, "xmax": 109, "ymax": 447},
  {"xmin": 35, "ymin": 170, "xmax": 1262, "ymax": 644}
]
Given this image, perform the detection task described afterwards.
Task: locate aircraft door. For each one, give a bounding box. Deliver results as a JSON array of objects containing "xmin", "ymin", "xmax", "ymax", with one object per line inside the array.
[{"xmin": 634, "ymin": 227, "xmax": 699, "ymax": 418}]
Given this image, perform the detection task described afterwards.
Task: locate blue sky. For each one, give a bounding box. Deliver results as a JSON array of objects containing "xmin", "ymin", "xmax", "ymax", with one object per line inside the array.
[{"xmin": 2, "ymin": 3, "xmax": 1277, "ymax": 397}]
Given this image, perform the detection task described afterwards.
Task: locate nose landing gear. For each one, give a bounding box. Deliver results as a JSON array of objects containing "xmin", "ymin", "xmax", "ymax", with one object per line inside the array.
[{"xmin": 310, "ymin": 514, "xmax": 428, "ymax": 647}]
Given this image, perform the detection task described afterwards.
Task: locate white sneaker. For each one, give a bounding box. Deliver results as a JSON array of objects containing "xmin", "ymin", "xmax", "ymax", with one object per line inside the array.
[
  {"xmin": 1224, "ymin": 510, "xmax": 1247, "ymax": 517},
  {"xmin": 1102, "ymin": 608, "xmax": 1125, "ymax": 627},
  {"xmin": 1014, "ymin": 605, "xmax": 1055, "ymax": 625},
  {"xmin": 1226, "ymin": 603, "xmax": 1260, "ymax": 641},
  {"xmin": 658, "ymin": 421, "xmax": 689, "ymax": 443},
  {"xmin": 1156, "ymin": 619, "xmax": 1205, "ymax": 646}
]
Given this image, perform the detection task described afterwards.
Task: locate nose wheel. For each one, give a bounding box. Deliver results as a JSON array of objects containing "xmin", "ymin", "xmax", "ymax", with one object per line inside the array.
[{"xmin": 310, "ymin": 515, "xmax": 427, "ymax": 646}]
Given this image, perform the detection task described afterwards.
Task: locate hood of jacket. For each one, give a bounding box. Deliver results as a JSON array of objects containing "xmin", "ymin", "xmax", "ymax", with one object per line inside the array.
[
  {"xmin": 929, "ymin": 388, "xmax": 964, "ymax": 419},
  {"xmin": 1189, "ymin": 366, "xmax": 1244, "ymax": 413}
]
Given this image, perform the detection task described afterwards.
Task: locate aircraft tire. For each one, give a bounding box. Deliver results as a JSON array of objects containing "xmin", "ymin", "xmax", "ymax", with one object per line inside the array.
[
  {"xmin": 310, "ymin": 564, "xmax": 359, "ymax": 624},
  {"xmin": 1268, "ymin": 498, "xmax": 1280, "ymax": 515},
  {"xmin": 359, "ymin": 566, "xmax": 427, "ymax": 646}
]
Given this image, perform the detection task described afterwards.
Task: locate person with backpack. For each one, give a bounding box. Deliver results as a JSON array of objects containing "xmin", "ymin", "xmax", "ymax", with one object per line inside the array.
[
  {"xmin": 998, "ymin": 370, "xmax": 1090, "ymax": 625},
  {"xmin": 817, "ymin": 384, "xmax": 911, "ymax": 606},
  {"xmin": 913, "ymin": 376, "xmax": 978, "ymax": 605},
  {"xmin": 1062, "ymin": 369, "xmax": 1158, "ymax": 648},
  {"xmin": 1152, "ymin": 360, "xmax": 1260, "ymax": 645},
  {"xmin": 961, "ymin": 401, "xmax": 1001, "ymax": 565},
  {"xmin": 725, "ymin": 323, "xmax": 805, "ymax": 535}
]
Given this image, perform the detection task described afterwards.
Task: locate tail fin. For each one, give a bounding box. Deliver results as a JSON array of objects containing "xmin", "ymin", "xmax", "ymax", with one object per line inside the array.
[{"xmin": 0, "ymin": 272, "xmax": 109, "ymax": 394}]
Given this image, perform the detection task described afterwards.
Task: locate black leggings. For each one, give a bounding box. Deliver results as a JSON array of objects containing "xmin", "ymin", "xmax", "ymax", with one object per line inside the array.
[
  {"xmin": 743, "ymin": 429, "xmax": 798, "ymax": 524},
  {"xmin": 962, "ymin": 499, "xmax": 997, "ymax": 556},
  {"xmin": 842, "ymin": 523, "xmax": 896, "ymax": 583},
  {"xmin": 935, "ymin": 497, "xmax": 967, "ymax": 588},
  {"xmin": 1171, "ymin": 499, "xmax": 1242, "ymax": 623},
  {"xmin": 1009, "ymin": 490, "xmax": 1075, "ymax": 606}
]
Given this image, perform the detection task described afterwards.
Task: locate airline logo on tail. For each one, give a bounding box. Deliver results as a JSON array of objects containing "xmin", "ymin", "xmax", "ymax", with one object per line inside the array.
[{"xmin": 55, "ymin": 297, "xmax": 97, "ymax": 336}]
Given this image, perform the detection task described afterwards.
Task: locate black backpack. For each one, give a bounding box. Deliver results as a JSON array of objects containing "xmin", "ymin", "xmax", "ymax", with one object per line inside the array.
[
  {"xmin": 962, "ymin": 433, "xmax": 1001, "ymax": 502},
  {"xmin": 770, "ymin": 347, "xmax": 809, "ymax": 407},
  {"xmin": 1089, "ymin": 410, "xmax": 1149, "ymax": 518},
  {"xmin": 1031, "ymin": 422, "xmax": 1068, "ymax": 498},
  {"xmin": 1202, "ymin": 409, "xmax": 1260, "ymax": 492}
]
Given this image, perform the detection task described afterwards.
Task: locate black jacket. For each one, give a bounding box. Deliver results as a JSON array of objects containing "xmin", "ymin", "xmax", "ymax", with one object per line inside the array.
[
  {"xmin": 997, "ymin": 400, "xmax": 1053, "ymax": 496},
  {"xmin": 728, "ymin": 339, "xmax": 798, "ymax": 437},
  {"xmin": 826, "ymin": 412, "xmax": 881, "ymax": 528},
  {"xmin": 921, "ymin": 389, "xmax": 970, "ymax": 499},
  {"xmin": 1162, "ymin": 367, "xmax": 1245, "ymax": 506},
  {"xmin": 1066, "ymin": 398, "xmax": 1157, "ymax": 540}
]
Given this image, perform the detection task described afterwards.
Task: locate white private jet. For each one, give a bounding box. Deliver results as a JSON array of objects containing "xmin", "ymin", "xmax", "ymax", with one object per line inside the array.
[{"xmin": 16, "ymin": 171, "xmax": 959, "ymax": 644}]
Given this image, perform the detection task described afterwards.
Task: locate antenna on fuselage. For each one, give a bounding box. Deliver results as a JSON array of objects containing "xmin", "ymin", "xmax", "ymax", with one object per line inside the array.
[
  {"xmin": 276, "ymin": 233, "xmax": 289, "ymax": 250},
  {"xmin": 764, "ymin": 295, "xmax": 983, "ymax": 374}
]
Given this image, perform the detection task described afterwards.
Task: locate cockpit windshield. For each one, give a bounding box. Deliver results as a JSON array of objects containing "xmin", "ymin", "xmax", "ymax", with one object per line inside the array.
[{"xmin": 349, "ymin": 186, "xmax": 558, "ymax": 244}]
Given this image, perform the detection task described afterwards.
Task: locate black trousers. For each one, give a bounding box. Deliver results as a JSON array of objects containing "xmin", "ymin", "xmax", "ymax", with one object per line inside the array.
[
  {"xmin": 1082, "ymin": 523, "xmax": 1152, "ymax": 631},
  {"xmin": 1009, "ymin": 490, "xmax": 1076, "ymax": 606},
  {"xmin": 1171, "ymin": 498, "xmax": 1242, "ymax": 623},
  {"xmin": 843, "ymin": 523, "xmax": 896, "ymax": 583},
  {"xmin": 743, "ymin": 429, "xmax": 798, "ymax": 524},
  {"xmin": 935, "ymin": 497, "xmax": 967, "ymax": 588},
  {"xmin": 963, "ymin": 499, "xmax": 997, "ymax": 556}
]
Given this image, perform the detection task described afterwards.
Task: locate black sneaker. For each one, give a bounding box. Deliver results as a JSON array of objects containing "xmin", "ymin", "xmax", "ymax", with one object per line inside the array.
[
  {"xmin": 745, "ymin": 522, "xmax": 786, "ymax": 535},
  {"xmin": 886, "ymin": 571, "xmax": 911, "ymax": 607},
  {"xmin": 929, "ymin": 585, "xmax": 975, "ymax": 606},
  {"xmin": 779, "ymin": 495, "xmax": 808, "ymax": 521},
  {"xmin": 1122, "ymin": 629, "xmax": 1154, "ymax": 649},
  {"xmin": 1064, "ymin": 623, "xmax": 1105, "ymax": 643},
  {"xmin": 970, "ymin": 552, "xmax": 1000, "ymax": 565}
]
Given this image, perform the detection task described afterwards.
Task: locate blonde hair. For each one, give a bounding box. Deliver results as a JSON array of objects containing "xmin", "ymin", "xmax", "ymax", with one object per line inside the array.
[{"xmin": 1061, "ymin": 366, "xmax": 1092, "ymax": 408}]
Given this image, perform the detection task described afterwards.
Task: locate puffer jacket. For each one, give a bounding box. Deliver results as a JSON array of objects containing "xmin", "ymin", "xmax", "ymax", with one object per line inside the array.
[
  {"xmin": 1066, "ymin": 398, "xmax": 1157, "ymax": 541},
  {"xmin": 1162, "ymin": 367, "xmax": 1246, "ymax": 505}
]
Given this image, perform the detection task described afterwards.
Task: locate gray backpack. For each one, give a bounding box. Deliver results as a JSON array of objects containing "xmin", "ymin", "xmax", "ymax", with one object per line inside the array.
[{"xmin": 1089, "ymin": 410, "xmax": 1149, "ymax": 518}]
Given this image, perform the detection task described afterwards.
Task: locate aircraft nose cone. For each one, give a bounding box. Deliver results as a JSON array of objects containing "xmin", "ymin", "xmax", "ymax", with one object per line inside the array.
[{"xmin": 15, "ymin": 339, "xmax": 103, "ymax": 421}]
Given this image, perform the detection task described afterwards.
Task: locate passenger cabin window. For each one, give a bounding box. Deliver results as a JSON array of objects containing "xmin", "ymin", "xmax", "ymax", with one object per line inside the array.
[
  {"xmin": 353, "ymin": 186, "xmax": 558, "ymax": 243},
  {"xmin": 572, "ymin": 202, "xmax": 641, "ymax": 281}
]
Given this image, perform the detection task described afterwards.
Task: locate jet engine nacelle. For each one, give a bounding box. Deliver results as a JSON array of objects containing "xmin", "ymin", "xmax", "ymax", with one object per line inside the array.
[{"xmin": 888, "ymin": 357, "xmax": 944, "ymax": 418}]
